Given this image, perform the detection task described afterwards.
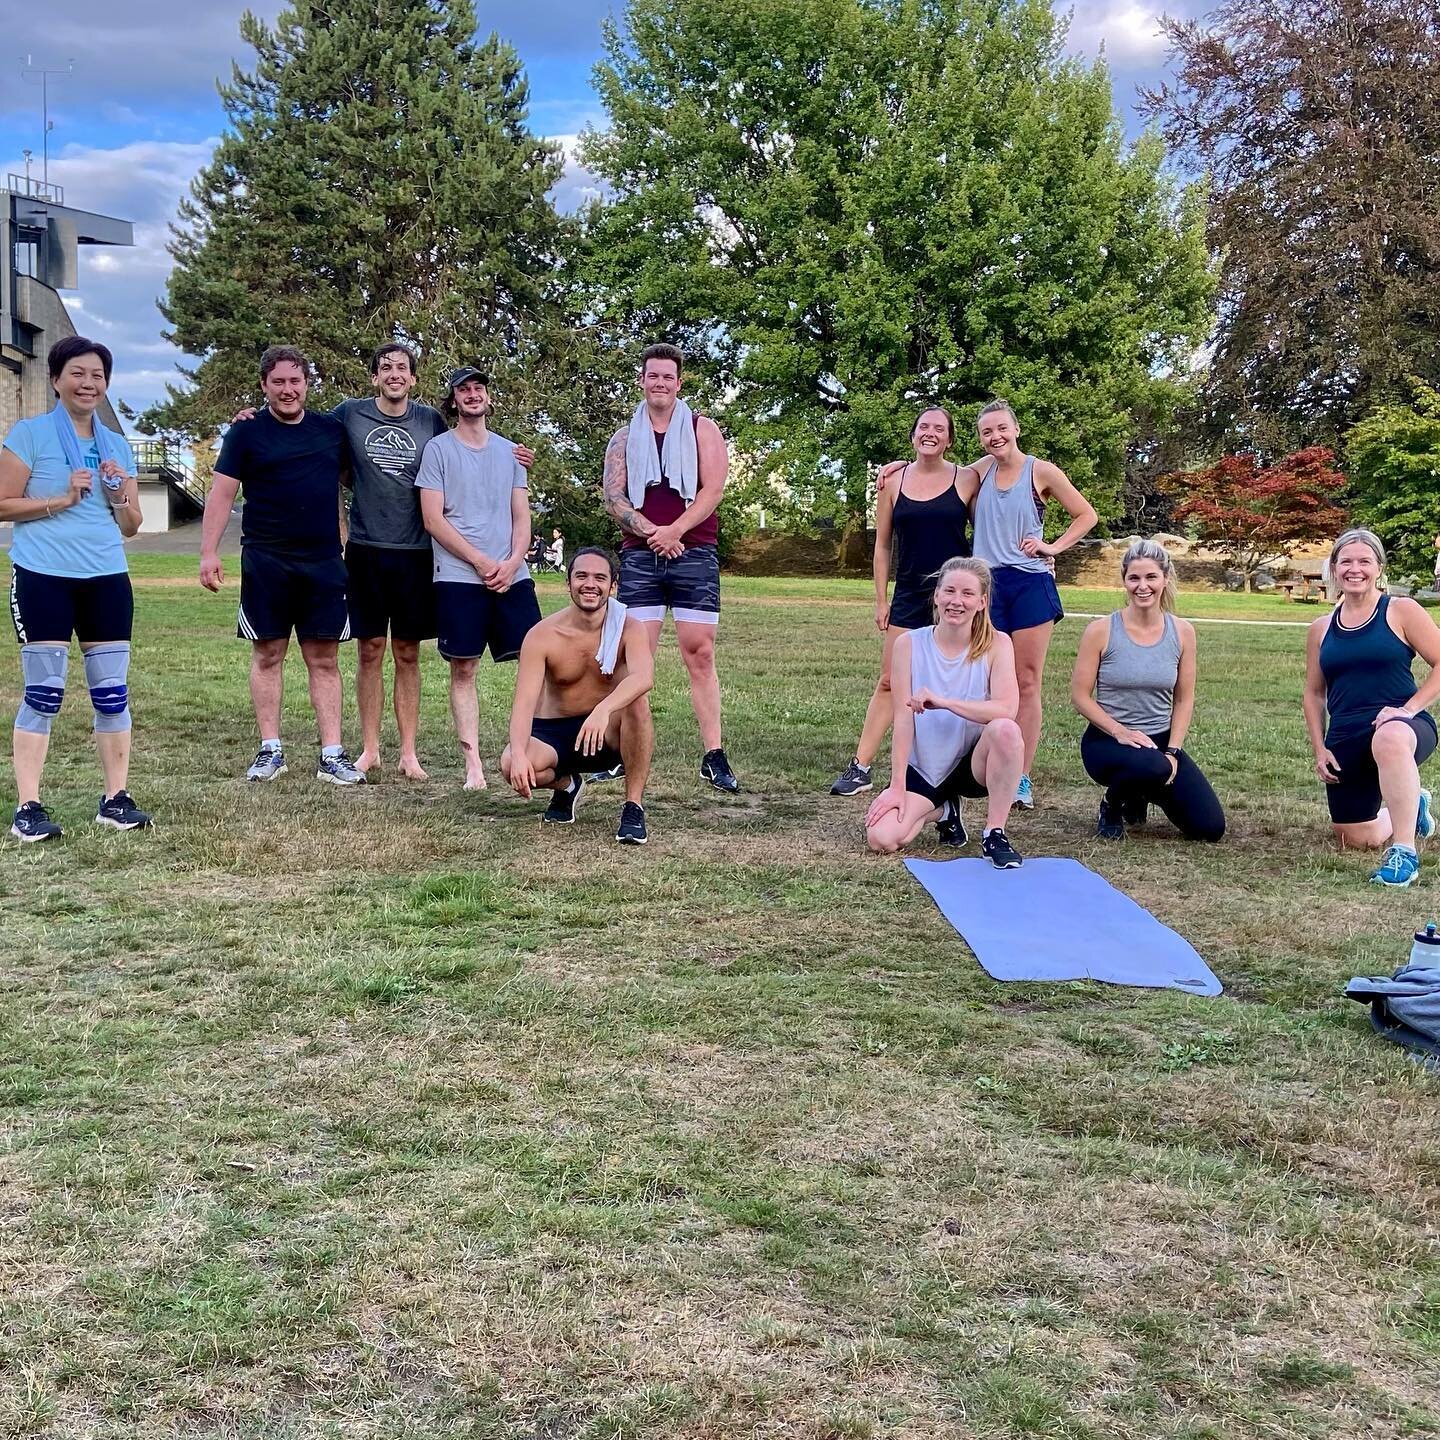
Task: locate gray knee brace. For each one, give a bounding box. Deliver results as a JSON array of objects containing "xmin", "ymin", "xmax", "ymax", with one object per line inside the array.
[
  {"xmin": 16, "ymin": 643, "xmax": 69, "ymax": 733},
  {"xmin": 84, "ymin": 642, "xmax": 132, "ymax": 733}
]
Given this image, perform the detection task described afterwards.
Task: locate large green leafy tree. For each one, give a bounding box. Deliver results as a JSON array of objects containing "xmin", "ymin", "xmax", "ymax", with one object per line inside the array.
[
  {"xmin": 580, "ymin": 0, "xmax": 1214, "ymax": 529},
  {"xmin": 145, "ymin": 0, "xmax": 566, "ymax": 438},
  {"xmin": 1348, "ymin": 382, "xmax": 1440, "ymax": 583}
]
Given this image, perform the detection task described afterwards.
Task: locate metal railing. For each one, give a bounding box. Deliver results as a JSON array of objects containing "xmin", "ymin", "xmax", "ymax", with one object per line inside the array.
[
  {"xmin": 130, "ymin": 439, "xmax": 206, "ymax": 509},
  {"xmin": 5, "ymin": 174, "xmax": 64, "ymax": 205}
]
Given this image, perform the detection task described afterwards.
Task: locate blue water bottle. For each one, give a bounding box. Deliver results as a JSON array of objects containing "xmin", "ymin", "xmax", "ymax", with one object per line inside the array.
[{"xmin": 1410, "ymin": 923, "xmax": 1440, "ymax": 968}]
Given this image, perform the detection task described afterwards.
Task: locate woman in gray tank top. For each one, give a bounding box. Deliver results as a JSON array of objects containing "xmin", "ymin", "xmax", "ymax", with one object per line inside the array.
[
  {"xmin": 968, "ymin": 400, "xmax": 1097, "ymax": 812},
  {"xmin": 866, "ymin": 557, "xmax": 1027, "ymax": 868},
  {"xmin": 1070, "ymin": 539, "xmax": 1224, "ymax": 843}
]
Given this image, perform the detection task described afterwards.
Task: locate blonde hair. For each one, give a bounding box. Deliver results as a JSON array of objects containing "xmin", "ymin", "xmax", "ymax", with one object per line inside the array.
[
  {"xmin": 1121, "ymin": 537, "xmax": 1178, "ymax": 613},
  {"xmin": 1328, "ymin": 527, "xmax": 1386, "ymax": 575},
  {"xmin": 977, "ymin": 398, "xmax": 1017, "ymax": 426},
  {"xmin": 931, "ymin": 556, "xmax": 997, "ymax": 662}
]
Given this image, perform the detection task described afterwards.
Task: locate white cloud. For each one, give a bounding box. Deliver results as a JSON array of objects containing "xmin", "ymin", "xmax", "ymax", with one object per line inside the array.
[{"xmin": 1065, "ymin": 0, "xmax": 1170, "ymax": 66}]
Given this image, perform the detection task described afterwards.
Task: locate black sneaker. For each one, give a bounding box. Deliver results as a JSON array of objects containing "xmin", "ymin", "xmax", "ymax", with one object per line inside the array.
[
  {"xmin": 587, "ymin": 762, "xmax": 626, "ymax": 783},
  {"xmin": 981, "ymin": 828, "xmax": 1024, "ymax": 869},
  {"xmin": 700, "ymin": 748, "xmax": 740, "ymax": 794},
  {"xmin": 11, "ymin": 800, "xmax": 62, "ymax": 843},
  {"xmin": 97, "ymin": 791, "xmax": 152, "ymax": 831},
  {"xmin": 1120, "ymin": 794, "xmax": 1149, "ymax": 826},
  {"xmin": 1096, "ymin": 797, "xmax": 1125, "ymax": 841},
  {"xmin": 542, "ymin": 775, "xmax": 585, "ymax": 824},
  {"xmin": 937, "ymin": 799, "xmax": 968, "ymax": 847},
  {"xmin": 830, "ymin": 758, "xmax": 873, "ymax": 796},
  {"xmin": 615, "ymin": 801, "xmax": 649, "ymax": 845}
]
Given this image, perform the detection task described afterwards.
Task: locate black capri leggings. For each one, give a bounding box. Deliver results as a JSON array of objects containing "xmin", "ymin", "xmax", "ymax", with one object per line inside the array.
[{"xmin": 1080, "ymin": 725, "xmax": 1226, "ymax": 842}]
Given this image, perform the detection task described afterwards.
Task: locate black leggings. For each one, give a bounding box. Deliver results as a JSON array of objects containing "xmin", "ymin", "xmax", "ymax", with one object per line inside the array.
[{"xmin": 1080, "ymin": 725, "xmax": 1225, "ymax": 842}]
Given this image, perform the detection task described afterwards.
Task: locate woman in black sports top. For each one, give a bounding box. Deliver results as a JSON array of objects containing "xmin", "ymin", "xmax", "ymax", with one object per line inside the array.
[{"xmin": 829, "ymin": 406, "xmax": 976, "ymax": 797}]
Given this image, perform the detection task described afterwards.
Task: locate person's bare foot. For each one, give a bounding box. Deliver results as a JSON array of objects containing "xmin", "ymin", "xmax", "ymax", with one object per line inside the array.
[
  {"xmin": 463, "ymin": 764, "xmax": 487, "ymax": 791},
  {"xmin": 355, "ymin": 749, "xmax": 381, "ymax": 775},
  {"xmin": 399, "ymin": 754, "xmax": 429, "ymax": 781}
]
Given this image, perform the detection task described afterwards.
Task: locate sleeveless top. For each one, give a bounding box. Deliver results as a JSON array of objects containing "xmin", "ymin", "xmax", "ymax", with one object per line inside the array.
[
  {"xmin": 621, "ymin": 414, "xmax": 719, "ymax": 551},
  {"xmin": 909, "ymin": 625, "xmax": 992, "ymax": 785},
  {"xmin": 971, "ymin": 455, "xmax": 1048, "ymax": 573},
  {"xmin": 1318, "ymin": 594, "xmax": 1421, "ymax": 743},
  {"xmin": 891, "ymin": 464, "xmax": 970, "ymax": 597},
  {"xmin": 1095, "ymin": 611, "xmax": 1181, "ymax": 735}
]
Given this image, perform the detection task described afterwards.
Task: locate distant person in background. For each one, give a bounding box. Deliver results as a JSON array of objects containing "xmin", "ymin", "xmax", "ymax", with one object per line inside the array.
[
  {"xmin": 830, "ymin": 405, "xmax": 974, "ymax": 797},
  {"xmin": 602, "ymin": 342, "xmax": 738, "ymax": 794},
  {"xmin": 1304, "ymin": 528, "xmax": 1440, "ymax": 888},
  {"xmin": 0, "ymin": 337, "xmax": 150, "ymax": 840},
  {"xmin": 546, "ymin": 527, "xmax": 565, "ymax": 569},
  {"xmin": 202, "ymin": 344, "xmax": 365, "ymax": 786},
  {"xmin": 417, "ymin": 367, "xmax": 539, "ymax": 791},
  {"xmin": 1070, "ymin": 539, "xmax": 1224, "ymax": 843}
]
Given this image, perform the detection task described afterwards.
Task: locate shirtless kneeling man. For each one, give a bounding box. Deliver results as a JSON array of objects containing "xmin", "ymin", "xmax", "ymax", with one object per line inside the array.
[{"xmin": 503, "ymin": 546, "xmax": 656, "ymax": 844}]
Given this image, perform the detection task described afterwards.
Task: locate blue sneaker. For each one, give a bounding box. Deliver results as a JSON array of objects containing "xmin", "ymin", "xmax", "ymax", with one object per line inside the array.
[
  {"xmin": 1419, "ymin": 788, "xmax": 1436, "ymax": 842},
  {"xmin": 1015, "ymin": 774, "xmax": 1034, "ymax": 809},
  {"xmin": 1370, "ymin": 844, "xmax": 1420, "ymax": 888}
]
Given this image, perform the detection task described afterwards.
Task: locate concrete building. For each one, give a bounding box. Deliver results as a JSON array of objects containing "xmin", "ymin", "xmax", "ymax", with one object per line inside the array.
[{"xmin": 1, "ymin": 175, "xmax": 201, "ymax": 533}]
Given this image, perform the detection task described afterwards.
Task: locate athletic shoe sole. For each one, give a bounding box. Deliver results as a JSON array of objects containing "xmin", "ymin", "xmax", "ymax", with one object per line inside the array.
[
  {"xmin": 1420, "ymin": 788, "xmax": 1435, "ymax": 841},
  {"xmin": 315, "ymin": 771, "xmax": 365, "ymax": 786},
  {"xmin": 247, "ymin": 764, "xmax": 288, "ymax": 782},
  {"xmin": 95, "ymin": 816, "xmax": 152, "ymax": 831},
  {"xmin": 616, "ymin": 830, "xmax": 649, "ymax": 845},
  {"xmin": 830, "ymin": 780, "xmax": 874, "ymax": 795},
  {"xmin": 10, "ymin": 825, "xmax": 60, "ymax": 843},
  {"xmin": 1371, "ymin": 871, "xmax": 1420, "ymax": 888},
  {"xmin": 1015, "ymin": 790, "xmax": 1034, "ymax": 810}
]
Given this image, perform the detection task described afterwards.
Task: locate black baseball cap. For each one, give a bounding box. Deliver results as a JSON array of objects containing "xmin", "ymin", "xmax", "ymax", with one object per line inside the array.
[{"xmin": 444, "ymin": 365, "xmax": 490, "ymax": 394}]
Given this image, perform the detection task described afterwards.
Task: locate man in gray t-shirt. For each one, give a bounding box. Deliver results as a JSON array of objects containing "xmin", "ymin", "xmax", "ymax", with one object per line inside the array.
[{"xmin": 416, "ymin": 366, "xmax": 542, "ymax": 791}]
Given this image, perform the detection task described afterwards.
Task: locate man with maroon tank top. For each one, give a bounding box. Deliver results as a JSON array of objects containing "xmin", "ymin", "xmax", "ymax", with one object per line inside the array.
[{"xmin": 602, "ymin": 342, "xmax": 738, "ymax": 793}]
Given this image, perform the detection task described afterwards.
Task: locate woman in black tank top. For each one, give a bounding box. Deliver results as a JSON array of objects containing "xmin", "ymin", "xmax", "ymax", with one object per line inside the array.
[
  {"xmin": 829, "ymin": 406, "xmax": 979, "ymax": 798},
  {"xmin": 1303, "ymin": 528, "xmax": 1440, "ymax": 887}
]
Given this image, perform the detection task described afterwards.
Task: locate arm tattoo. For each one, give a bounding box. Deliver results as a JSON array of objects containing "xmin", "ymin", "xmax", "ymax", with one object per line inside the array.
[{"xmin": 603, "ymin": 430, "xmax": 650, "ymax": 536}]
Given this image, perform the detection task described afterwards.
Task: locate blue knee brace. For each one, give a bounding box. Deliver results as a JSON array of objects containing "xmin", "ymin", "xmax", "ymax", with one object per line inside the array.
[
  {"xmin": 16, "ymin": 643, "xmax": 68, "ymax": 733},
  {"xmin": 84, "ymin": 642, "xmax": 132, "ymax": 733}
]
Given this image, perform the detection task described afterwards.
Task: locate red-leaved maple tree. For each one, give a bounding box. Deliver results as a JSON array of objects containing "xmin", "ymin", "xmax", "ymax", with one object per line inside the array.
[{"xmin": 1160, "ymin": 448, "xmax": 1348, "ymax": 589}]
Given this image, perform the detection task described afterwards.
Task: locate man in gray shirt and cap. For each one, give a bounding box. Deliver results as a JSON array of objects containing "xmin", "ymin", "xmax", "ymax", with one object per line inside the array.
[{"xmin": 416, "ymin": 366, "xmax": 541, "ymax": 791}]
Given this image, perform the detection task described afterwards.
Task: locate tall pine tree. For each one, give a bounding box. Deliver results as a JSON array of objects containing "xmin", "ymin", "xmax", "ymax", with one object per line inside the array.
[
  {"xmin": 147, "ymin": 0, "xmax": 566, "ymax": 433},
  {"xmin": 581, "ymin": 0, "xmax": 1215, "ymax": 528}
]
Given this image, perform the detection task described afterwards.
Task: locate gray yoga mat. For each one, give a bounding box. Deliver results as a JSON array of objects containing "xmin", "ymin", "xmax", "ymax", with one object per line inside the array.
[{"xmin": 905, "ymin": 855, "xmax": 1222, "ymax": 995}]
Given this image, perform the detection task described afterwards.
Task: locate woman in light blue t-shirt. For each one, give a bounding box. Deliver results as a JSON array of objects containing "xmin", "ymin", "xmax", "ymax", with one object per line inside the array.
[{"xmin": 0, "ymin": 336, "xmax": 151, "ymax": 841}]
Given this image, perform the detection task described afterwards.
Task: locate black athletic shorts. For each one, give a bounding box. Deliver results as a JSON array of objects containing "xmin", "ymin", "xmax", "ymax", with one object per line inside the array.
[
  {"xmin": 434, "ymin": 578, "xmax": 541, "ymax": 662},
  {"xmin": 888, "ymin": 583, "xmax": 933, "ymax": 632},
  {"xmin": 532, "ymin": 712, "xmax": 623, "ymax": 780},
  {"xmin": 9, "ymin": 565, "xmax": 133, "ymax": 644},
  {"xmin": 1325, "ymin": 714, "xmax": 1439, "ymax": 824},
  {"xmin": 238, "ymin": 547, "xmax": 350, "ymax": 643},
  {"xmin": 904, "ymin": 749, "xmax": 986, "ymax": 807},
  {"xmin": 345, "ymin": 542, "xmax": 436, "ymax": 643}
]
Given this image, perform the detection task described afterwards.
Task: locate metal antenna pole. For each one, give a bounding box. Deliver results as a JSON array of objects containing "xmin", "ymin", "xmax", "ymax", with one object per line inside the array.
[{"xmin": 21, "ymin": 56, "xmax": 74, "ymax": 191}]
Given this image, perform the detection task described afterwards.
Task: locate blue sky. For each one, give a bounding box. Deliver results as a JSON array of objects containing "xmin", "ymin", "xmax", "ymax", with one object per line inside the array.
[{"xmin": 0, "ymin": 0, "xmax": 1191, "ymax": 422}]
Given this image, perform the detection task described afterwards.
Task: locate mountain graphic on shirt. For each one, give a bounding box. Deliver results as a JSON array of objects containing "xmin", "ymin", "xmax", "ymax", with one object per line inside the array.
[{"xmin": 363, "ymin": 425, "xmax": 419, "ymax": 478}]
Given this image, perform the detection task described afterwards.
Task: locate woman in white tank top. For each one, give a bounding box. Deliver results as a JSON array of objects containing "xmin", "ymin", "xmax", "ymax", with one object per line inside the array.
[{"xmin": 865, "ymin": 557, "xmax": 1027, "ymax": 867}]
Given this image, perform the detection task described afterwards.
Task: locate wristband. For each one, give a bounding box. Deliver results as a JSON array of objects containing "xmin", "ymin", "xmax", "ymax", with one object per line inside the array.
[{"xmin": 1165, "ymin": 746, "xmax": 1181, "ymax": 757}]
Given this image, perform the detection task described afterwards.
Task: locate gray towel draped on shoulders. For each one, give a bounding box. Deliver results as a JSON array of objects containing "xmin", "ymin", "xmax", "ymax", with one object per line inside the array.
[{"xmin": 625, "ymin": 398, "xmax": 698, "ymax": 511}]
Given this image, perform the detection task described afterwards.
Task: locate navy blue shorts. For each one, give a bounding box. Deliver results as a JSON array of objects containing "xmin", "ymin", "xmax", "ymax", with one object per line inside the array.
[
  {"xmin": 904, "ymin": 751, "xmax": 986, "ymax": 807},
  {"xmin": 1325, "ymin": 713, "xmax": 1438, "ymax": 824},
  {"xmin": 532, "ymin": 712, "xmax": 623, "ymax": 779},
  {"xmin": 239, "ymin": 547, "xmax": 350, "ymax": 643},
  {"xmin": 435, "ymin": 578, "xmax": 540, "ymax": 662},
  {"xmin": 9, "ymin": 565, "xmax": 133, "ymax": 644},
  {"xmin": 345, "ymin": 542, "xmax": 436, "ymax": 643},
  {"xmin": 989, "ymin": 565, "xmax": 1063, "ymax": 634},
  {"xmin": 618, "ymin": 544, "xmax": 720, "ymax": 624}
]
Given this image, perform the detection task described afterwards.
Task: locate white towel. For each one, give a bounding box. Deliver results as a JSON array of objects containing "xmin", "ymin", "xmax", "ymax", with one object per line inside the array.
[
  {"xmin": 625, "ymin": 398, "xmax": 698, "ymax": 511},
  {"xmin": 596, "ymin": 597, "xmax": 628, "ymax": 676}
]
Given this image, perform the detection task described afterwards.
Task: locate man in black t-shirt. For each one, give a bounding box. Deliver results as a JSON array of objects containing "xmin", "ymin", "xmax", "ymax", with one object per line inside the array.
[{"xmin": 200, "ymin": 344, "xmax": 364, "ymax": 786}]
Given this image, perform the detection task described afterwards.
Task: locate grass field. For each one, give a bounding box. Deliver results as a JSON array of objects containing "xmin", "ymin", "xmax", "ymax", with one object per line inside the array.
[{"xmin": 2, "ymin": 557, "xmax": 1437, "ymax": 1440}]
